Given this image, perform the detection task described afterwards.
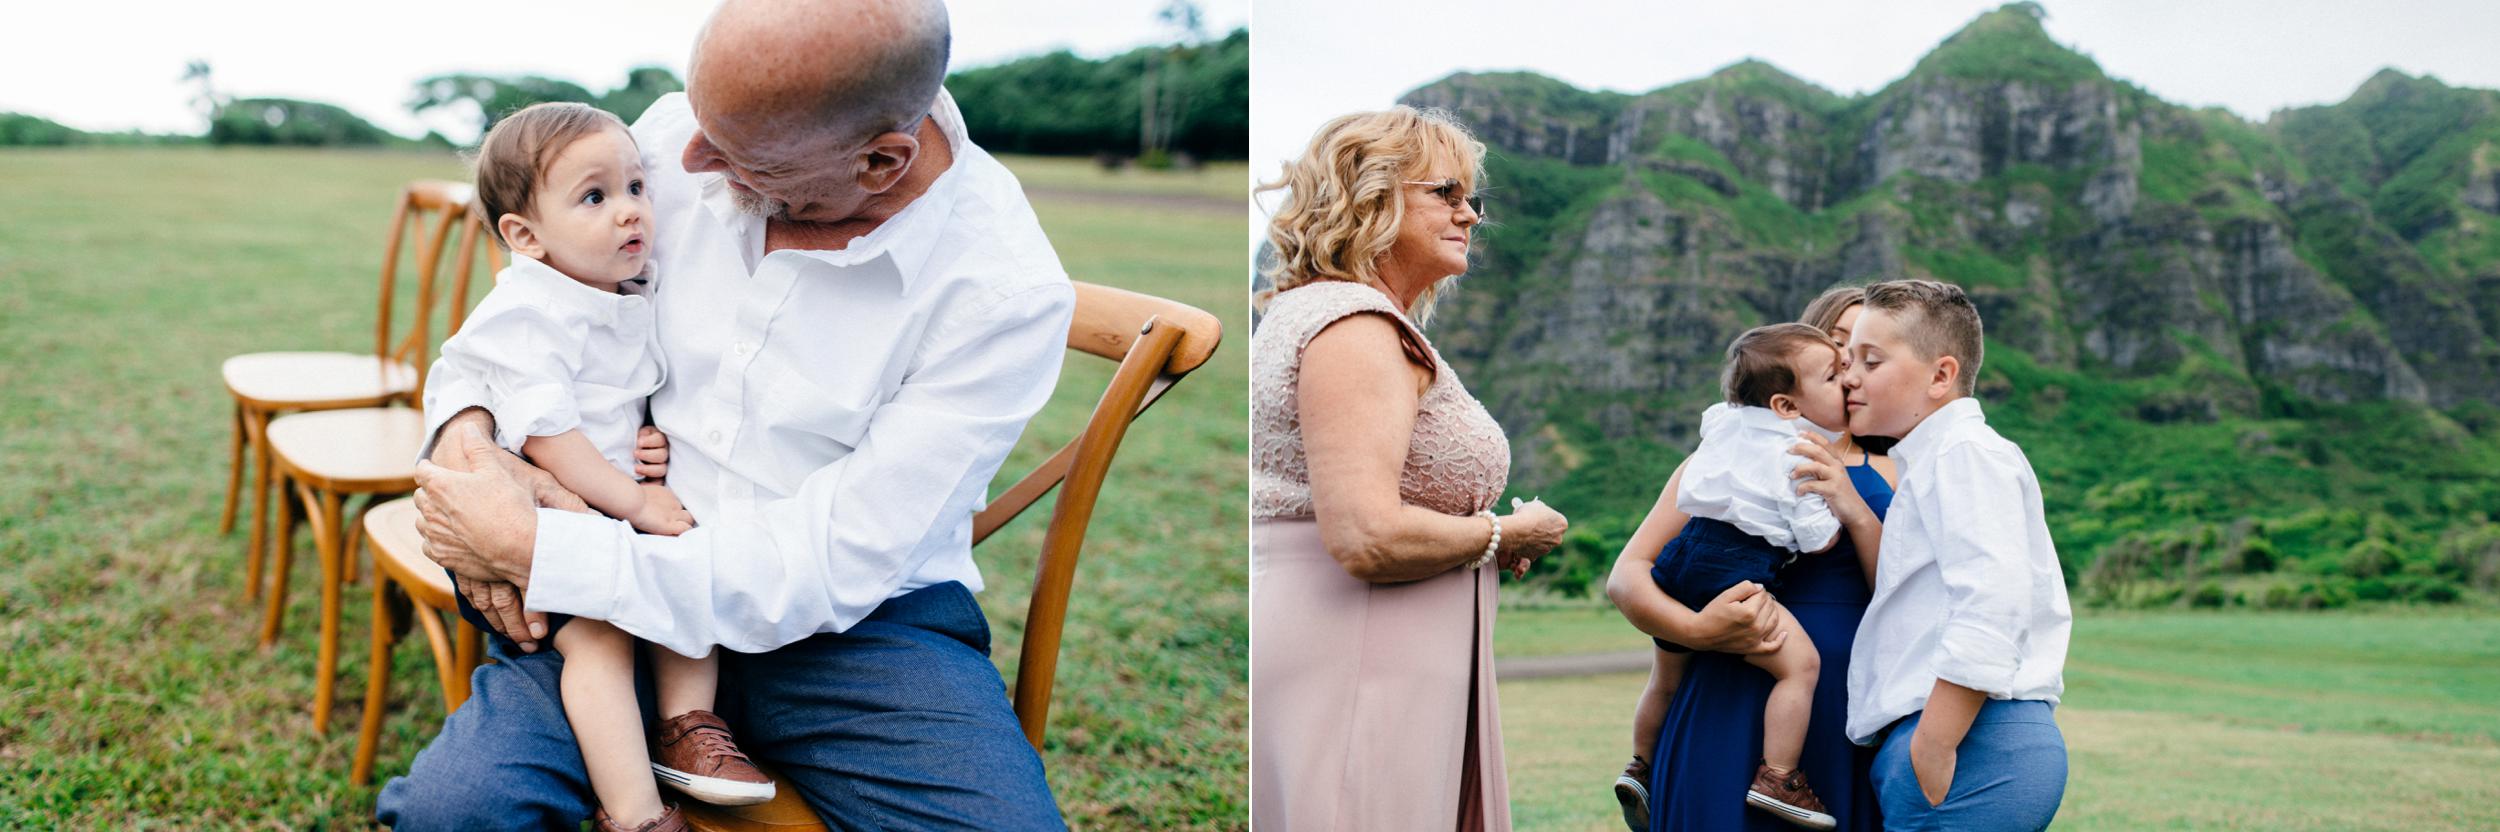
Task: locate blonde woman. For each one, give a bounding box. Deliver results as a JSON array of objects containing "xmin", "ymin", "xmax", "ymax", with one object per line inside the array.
[{"xmin": 1251, "ymin": 107, "xmax": 1569, "ymax": 831}]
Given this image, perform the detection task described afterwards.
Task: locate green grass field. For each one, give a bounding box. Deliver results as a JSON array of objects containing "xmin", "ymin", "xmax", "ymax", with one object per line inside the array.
[
  {"xmin": 1493, "ymin": 606, "xmax": 2500, "ymax": 831},
  {"xmin": 0, "ymin": 147, "xmax": 1247, "ymax": 829}
]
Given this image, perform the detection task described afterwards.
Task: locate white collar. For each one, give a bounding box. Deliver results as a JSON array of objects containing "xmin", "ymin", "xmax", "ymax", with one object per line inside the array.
[
  {"xmin": 695, "ymin": 87, "xmax": 970, "ymax": 294},
  {"xmin": 1701, "ymin": 402, "xmax": 1843, "ymax": 443},
  {"xmin": 500, "ymin": 254, "xmax": 653, "ymax": 322},
  {"xmin": 1889, "ymin": 396, "xmax": 1985, "ymax": 464}
]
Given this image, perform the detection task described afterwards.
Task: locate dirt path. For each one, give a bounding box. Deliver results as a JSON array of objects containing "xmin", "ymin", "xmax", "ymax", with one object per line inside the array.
[
  {"xmin": 1496, "ymin": 650, "xmax": 1651, "ymax": 680},
  {"xmin": 1021, "ymin": 185, "xmax": 1240, "ymax": 216}
]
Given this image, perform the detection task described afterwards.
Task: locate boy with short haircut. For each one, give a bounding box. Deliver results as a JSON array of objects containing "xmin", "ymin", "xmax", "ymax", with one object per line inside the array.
[{"xmin": 1840, "ymin": 279, "xmax": 2072, "ymax": 830}]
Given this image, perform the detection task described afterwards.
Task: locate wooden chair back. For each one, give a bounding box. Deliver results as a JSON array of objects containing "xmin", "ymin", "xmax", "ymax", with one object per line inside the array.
[
  {"xmin": 375, "ymin": 180, "xmax": 503, "ymax": 398},
  {"xmin": 970, "ymin": 281, "xmax": 1222, "ymax": 748}
]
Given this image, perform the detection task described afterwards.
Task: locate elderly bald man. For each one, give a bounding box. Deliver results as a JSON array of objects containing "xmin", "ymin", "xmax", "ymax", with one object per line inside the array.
[{"xmin": 376, "ymin": 0, "xmax": 1073, "ymax": 828}]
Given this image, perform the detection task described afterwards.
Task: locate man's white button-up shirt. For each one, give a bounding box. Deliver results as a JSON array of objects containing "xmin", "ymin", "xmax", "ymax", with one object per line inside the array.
[{"xmin": 427, "ymin": 89, "xmax": 1075, "ymax": 658}]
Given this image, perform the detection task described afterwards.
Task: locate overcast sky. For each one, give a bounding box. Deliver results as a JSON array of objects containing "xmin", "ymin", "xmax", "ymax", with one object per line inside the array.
[
  {"xmin": 1250, "ymin": 0, "xmax": 2500, "ymax": 242},
  {"xmin": 3, "ymin": 0, "xmax": 1248, "ymax": 142}
]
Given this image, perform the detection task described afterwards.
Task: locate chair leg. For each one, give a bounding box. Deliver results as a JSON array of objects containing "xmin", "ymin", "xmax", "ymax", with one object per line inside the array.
[
  {"xmin": 414, "ymin": 608, "xmax": 463, "ymax": 712},
  {"xmin": 451, "ymin": 620, "xmax": 481, "ymax": 709},
  {"xmin": 259, "ymin": 472, "xmax": 297, "ymax": 648},
  {"xmin": 341, "ymin": 496, "xmax": 367, "ymax": 587},
  {"xmin": 219, "ymin": 400, "xmax": 245, "ymax": 535},
  {"xmin": 244, "ymin": 409, "xmax": 274, "ymax": 601},
  {"xmin": 312, "ymin": 487, "xmax": 346, "ymax": 731},
  {"xmin": 353, "ymin": 570, "xmax": 401, "ymax": 785}
]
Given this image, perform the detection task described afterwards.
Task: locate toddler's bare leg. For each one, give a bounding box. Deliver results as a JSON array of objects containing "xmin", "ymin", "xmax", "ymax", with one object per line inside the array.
[
  {"xmin": 556, "ymin": 619, "xmax": 665, "ymax": 824},
  {"xmin": 1739, "ymin": 601, "xmax": 1820, "ymax": 773},
  {"xmin": 649, "ymin": 642, "xmax": 720, "ymax": 720},
  {"xmin": 1631, "ymin": 647, "xmax": 1687, "ymax": 762}
]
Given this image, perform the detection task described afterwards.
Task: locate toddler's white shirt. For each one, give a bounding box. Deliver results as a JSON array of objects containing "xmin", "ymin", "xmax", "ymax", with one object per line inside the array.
[
  {"xmin": 1674, "ymin": 402, "xmax": 1843, "ymax": 553},
  {"xmin": 427, "ymin": 255, "xmax": 664, "ymax": 478}
]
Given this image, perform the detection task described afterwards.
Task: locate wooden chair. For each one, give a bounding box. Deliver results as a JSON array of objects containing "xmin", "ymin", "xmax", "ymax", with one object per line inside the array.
[
  {"xmin": 350, "ymin": 497, "xmax": 482, "ymax": 785},
  {"xmin": 340, "ymin": 281, "xmax": 1223, "ymax": 831},
  {"xmin": 220, "ymin": 180, "xmax": 475, "ymax": 600},
  {"xmin": 260, "ymin": 187, "xmax": 500, "ymax": 732},
  {"xmin": 684, "ymin": 281, "xmax": 1221, "ymax": 831}
]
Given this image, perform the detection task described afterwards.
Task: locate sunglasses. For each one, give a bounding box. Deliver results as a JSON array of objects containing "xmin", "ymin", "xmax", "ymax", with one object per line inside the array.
[{"xmin": 1402, "ymin": 178, "xmax": 1485, "ymax": 219}]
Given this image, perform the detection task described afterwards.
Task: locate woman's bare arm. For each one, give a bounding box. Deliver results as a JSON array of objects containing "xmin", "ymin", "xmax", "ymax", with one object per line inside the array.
[
  {"xmin": 1605, "ymin": 459, "xmax": 1785, "ymax": 653},
  {"xmin": 1300, "ymin": 313, "xmax": 1564, "ymax": 583}
]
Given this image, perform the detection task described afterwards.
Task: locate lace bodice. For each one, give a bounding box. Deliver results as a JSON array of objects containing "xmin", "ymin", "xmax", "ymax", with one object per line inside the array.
[{"xmin": 1251, "ymin": 281, "xmax": 1511, "ymax": 520}]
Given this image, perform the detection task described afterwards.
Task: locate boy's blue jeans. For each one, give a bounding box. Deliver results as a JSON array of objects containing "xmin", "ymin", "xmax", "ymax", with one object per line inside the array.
[
  {"xmin": 374, "ymin": 581, "xmax": 1065, "ymax": 831},
  {"xmin": 1870, "ymin": 698, "xmax": 2066, "ymax": 831}
]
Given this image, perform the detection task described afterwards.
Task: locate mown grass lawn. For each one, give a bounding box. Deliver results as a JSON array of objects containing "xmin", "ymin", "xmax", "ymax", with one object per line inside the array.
[
  {"xmin": 1493, "ymin": 605, "xmax": 2500, "ymax": 831},
  {"xmin": 0, "ymin": 147, "xmax": 1247, "ymax": 830}
]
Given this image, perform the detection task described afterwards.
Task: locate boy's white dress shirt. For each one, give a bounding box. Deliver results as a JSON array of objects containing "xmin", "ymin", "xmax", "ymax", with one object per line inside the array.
[{"xmin": 1846, "ymin": 397, "xmax": 2072, "ymax": 745}]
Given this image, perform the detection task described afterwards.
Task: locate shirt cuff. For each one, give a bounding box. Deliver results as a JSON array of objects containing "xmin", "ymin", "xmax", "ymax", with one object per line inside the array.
[
  {"xmin": 525, "ymin": 507, "xmax": 628, "ymax": 621},
  {"xmin": 1934, "ymin": 616, "xmax": 2020, "ymax": 697}
]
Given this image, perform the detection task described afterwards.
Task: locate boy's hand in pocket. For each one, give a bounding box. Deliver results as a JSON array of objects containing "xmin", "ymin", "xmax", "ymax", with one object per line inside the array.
[{"xmin": 1910, "ymin": 729, "xmax": 1958, "ymax": 807}]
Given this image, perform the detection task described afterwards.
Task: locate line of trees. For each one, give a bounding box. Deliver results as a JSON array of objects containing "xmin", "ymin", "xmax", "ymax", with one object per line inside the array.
[
  {"xmin": 5, "ymin": 24, "xmax": 1250, "ymax": 158},
  {"xmin": 949, "ymin": 26, "xmax": 1248, "ymax": 162}
]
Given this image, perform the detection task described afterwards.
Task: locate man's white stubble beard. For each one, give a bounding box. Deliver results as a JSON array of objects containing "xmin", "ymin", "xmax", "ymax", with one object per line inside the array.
[{"xmin": 730, "ymin": 185, "xmax": 792, "ymax": 221}]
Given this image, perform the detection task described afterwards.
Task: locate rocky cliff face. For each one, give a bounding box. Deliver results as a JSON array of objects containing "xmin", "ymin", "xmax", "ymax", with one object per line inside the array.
[{"xmin": 1397, "ymin": 3, "xmax": 2500, "ymax": 490}]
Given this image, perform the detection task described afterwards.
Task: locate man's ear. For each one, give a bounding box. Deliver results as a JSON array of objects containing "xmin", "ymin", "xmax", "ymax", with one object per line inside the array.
[
  {"xmin": 498, "ymin": 213, "xmax": 543, "ymax": 260},
  {"xmin": 853, "ymin": 127, "xmax": 922, "ymax": 195},
  {"xmin": 1929, "ymin": 355, "xmax": 1962, "ymax": 400}
]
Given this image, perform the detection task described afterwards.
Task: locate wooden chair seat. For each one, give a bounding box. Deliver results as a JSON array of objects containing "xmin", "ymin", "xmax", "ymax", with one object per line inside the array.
[
  {"xmin": 222, "ymin": 351, "xmax": 418, "ymax": 410},
  {"xmin": 362, "ymin": 498, "xmax": 455, "ymax": 610},
  {"xmin": 683, "ymin": 773, "xmax": 826, "ymax": 830},
  {"xmin": 264, "ymin": 408, "xmax": 428, "ymax": 491}
]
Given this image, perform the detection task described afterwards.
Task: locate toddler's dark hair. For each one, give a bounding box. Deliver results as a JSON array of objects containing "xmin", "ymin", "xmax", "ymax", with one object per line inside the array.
[{"xmin": 1723, "ymin": 322, "xmax": 1839, "ymax": 408}]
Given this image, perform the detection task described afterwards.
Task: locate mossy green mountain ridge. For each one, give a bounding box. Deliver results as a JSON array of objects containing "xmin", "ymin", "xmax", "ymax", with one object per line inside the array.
[{"xmin": 1399, "ymin": 3, "xmax": 2500, "ymax": 603}]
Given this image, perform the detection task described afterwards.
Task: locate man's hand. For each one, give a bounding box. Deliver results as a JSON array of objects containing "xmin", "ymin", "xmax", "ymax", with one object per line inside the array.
[
  {"xmin": 454, "ymin": 575, "xmax": 546, "ymax": 652},
  {"xmin": 413, "ymin": 425, "xmax": 540, "ymax": 588},
  {"xmin": 433, "ymin": 408, "xmax": 591, "ymax": 514},
  {"xmin": 633, "ymin": 425, "xmax": 671, "ymax": 481}
]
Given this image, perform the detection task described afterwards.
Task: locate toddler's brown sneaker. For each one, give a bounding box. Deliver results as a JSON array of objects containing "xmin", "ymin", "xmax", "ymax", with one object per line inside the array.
[
  {"xmin": 650, "ymin": 710, "xmax": 776, "ymax": 806},
  {"xmin": 1745, "ymin": 762, "xmax": 1836, "ymax": 830},
  {"xmin": 1612, "ymin": 755, "xmax": 1652, "ymax": 832}
]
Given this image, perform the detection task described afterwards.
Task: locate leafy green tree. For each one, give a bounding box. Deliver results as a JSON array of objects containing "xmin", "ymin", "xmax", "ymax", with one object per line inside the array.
[
  {"xmin": 209, "ymin": 98, "xmax": 396, "ymax": 146},
  {"xmin": 408, "ymin": 67, "xmax": 685, "ymax": 141}
]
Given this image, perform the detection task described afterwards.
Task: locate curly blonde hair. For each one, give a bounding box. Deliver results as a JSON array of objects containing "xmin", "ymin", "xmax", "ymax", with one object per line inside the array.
[{"xmin": 1257, "ymin": 106, "xmax": 1484, "ymax": 327}]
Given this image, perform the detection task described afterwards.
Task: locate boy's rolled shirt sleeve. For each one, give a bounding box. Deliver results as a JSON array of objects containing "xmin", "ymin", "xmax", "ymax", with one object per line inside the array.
[
  {"xmin": 1927, "ymin": 443, "xmax": 2035, "ymax": 697},
  {"xmin": 525, "ymin": 281, "xmax": 1075, "ymax": 658}
]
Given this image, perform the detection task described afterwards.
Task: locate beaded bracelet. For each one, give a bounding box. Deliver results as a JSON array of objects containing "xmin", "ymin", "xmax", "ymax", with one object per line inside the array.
[{"xmin": 1473, "ymin": 509, "xmax": 1501, "ymax": 570}]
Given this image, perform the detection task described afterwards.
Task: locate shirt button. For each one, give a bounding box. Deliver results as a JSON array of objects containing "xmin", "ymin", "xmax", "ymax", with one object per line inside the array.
[
  {"xmin": 734, "ymin": 341, "xmax": 754, "ymax": 356},
  {"xmin": 707, "ymin": 430, "xmax": 723, "ymax": 444}
]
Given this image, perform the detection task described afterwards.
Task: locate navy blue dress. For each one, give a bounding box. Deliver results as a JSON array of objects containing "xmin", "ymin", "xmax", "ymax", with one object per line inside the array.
[{"xmin": 1649, "ymin": 458, "xmax": 1894, "ymax": 832}]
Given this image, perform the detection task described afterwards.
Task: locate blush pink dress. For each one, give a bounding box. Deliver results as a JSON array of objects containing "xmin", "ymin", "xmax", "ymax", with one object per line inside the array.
[{"xmin": 1251, "ymin": 280, "xmax": 1514, "ymax": 832}]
